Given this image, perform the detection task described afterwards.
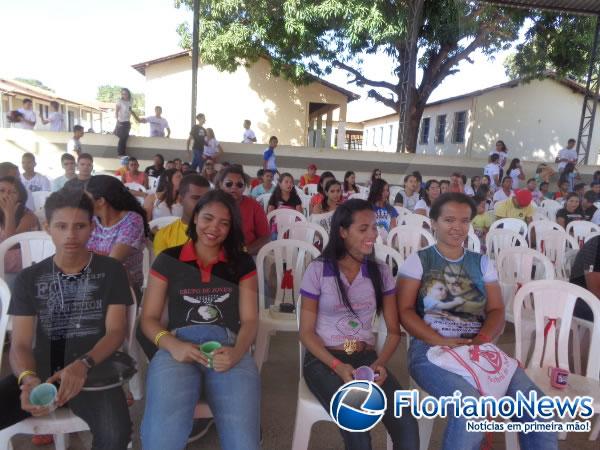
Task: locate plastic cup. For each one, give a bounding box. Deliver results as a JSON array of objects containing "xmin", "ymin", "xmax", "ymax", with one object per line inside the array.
[
  {"xmin": 29, "ymin": 383, "xmax": 57, "ymax": 408},
  {"xmin": 200, "ymin": 341, "xmax": 222, "ymax": 368},
  {"xmin": 353, "ymin": 366, "xmax": 376, "ymax": 381}
]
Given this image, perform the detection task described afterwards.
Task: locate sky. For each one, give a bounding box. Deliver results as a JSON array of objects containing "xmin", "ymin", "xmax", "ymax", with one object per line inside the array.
[{"xmin": 2, "ymin": 0, "xmax": 512, "ymax": 121}]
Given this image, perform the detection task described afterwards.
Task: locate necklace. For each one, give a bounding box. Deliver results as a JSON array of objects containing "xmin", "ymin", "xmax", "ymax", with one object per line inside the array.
[
  {"xmin": 52, "ymin": 253, "xmax": 93, "ymax": 330},
  {"xmin": 339, "ymin": 255, "xmax": 365, "ymax": 355}
]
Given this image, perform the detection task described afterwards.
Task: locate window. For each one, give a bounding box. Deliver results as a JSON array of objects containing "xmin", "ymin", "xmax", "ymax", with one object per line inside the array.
[
  {"xmin": 364, "ymin": 129, "xmax": 369, "ymax": 146},
  {"xmin": 453, "ymin": 111, "xmax": 467, "ymax": 143},
  {"xmin": 379, "ymin": 126, "xmax": 384, "ymax": 145},
  {"xmin": 372, "ymin": 128, "xmax": 376, "ymax": 145},
  {"xmin": 389, "ymin": 125, "xmax": 394, "ymax": 145},
  {"xmin": 419, "ymin": 118, "xmax": 430, "ymax": 145},
  {"xmin": 435, "ymin": 115, "xmax": 446, "ymax": 144}
]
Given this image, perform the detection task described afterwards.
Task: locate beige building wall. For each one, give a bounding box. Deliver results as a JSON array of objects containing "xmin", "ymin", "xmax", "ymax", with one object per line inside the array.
[{"xmin": 142, "ymin": 56, "xmax": 349, "ymax": 145}]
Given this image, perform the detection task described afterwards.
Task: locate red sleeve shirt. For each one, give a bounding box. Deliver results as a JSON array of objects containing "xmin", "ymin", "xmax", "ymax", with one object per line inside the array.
[{"xmin": 239, "ymin": 196, "xmax": 269, "ymax": 246}]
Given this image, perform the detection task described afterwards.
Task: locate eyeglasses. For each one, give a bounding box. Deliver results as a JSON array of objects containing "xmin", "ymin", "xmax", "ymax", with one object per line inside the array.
[{"xmin": 224, "ymin": 181, "xmax": 245, "ymax": 189}]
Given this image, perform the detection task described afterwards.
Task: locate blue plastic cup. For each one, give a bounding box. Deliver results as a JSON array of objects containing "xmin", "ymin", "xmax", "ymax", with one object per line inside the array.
[{"xmin": 29, "ymin": 383, "xmax": 57, "ymax": 408}]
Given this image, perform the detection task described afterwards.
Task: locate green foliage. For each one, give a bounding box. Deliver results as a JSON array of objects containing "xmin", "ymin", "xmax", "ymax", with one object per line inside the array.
[
  {"xmin": 96, "ymin": 85, "xmax": 145, "ymax": 117},
  {"xmin": 15, "ymin": 78, "xmax": 54, "ymax": 92}
]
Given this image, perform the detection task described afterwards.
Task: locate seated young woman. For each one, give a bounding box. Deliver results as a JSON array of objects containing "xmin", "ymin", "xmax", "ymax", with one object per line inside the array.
[
  {"xmin": 312, "ymin": 179, "xmax": 342, "ymax": 215},
  {"xmin": 140, "ymin": 190, "xmax": 260, "ymax": 450},
  {"xmin": 266, "ymin": 172, "xmax": 303, "ymax": 214},
  {"xmin": 299, "ymin": 199, "xmax": 419, "ymax": 450},
  {"xmin": 397, "ymin": 193, "xmax": 557, "ymax": 450}
]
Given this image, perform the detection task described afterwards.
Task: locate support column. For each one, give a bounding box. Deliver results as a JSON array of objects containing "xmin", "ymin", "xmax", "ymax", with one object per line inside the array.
[
  {"xmin": 336, "ymin": 103, "xmax": 347, "ymax": 150},
  {"xmin": 78, "ymin": 107, "xmax": 83, "ymax": 125},
  {"xmin": 325, "ymin": 110, "xmax": 333, "ymax": 148},
  {"xmin": 315, "ymin": 115, "xmax": 323, "ymax": 148},
  {"xmin": 100, "ymin": 112, "xmax": 103, "ymax": 133},
  {"xmin": 7, "ymin": 96, "xmax": 13, "ymax": 128},
  {"xmin": 64, "ymin": 103, "xmax": 69, "ymax": 131},
  {"xmin": 308, "ymin": 117, "xmax": 315, "ymax": 146},
  {"xmin": 0, "ymin": 93, "xmax": 4, "ymax": 128}
]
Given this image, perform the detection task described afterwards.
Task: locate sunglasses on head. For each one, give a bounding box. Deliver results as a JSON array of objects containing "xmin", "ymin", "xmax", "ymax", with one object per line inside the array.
[{"xmin": 224, "ymin": 181, "xmax": 245, "ymax": 189}]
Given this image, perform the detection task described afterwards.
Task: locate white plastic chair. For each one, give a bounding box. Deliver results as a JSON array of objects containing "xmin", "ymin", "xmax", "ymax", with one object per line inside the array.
[
  {"xmin": 348, "ymin": 192, "xmax": 367, "ymax": 200},
  {"xmin": 0, "ymin": 231, "xmax": 56, "ymax": 279},
  {"xmin": 267, "ymin": 209, "xmax": 307, "ymax": 235},
  {"xmin": 485, "ymin": 229, "xmax": 528, "ymax": 262},
  {"xmin": 0, "ymin": 279, "xmax": 10, "ymax": 364},
  {"xmin": 149, "ymin": 216, "xmax": 179, "ymax": 232},
  {"xmin": 513, "ymin": 280, "xmax": 600, "ymax": 441},
  {"xmin": 566, "ymin": 220, "xmax": 600, "ymax": 248},
  {"xmin": 278, "ymin": 222, "xmax": 329, "ymax": 249},
  {"xmin": 386, "ymin": 225, "xmax": 435, "ymax": 264},
  {"xmin": 124, "ymin": 182, "xmax": 146, "ymax": 193},
  {"xmin": 31, "ymin": 191, "xmax": 51, "ymax": 221},
  {"xmin": 540, "ymin": 199, "xmax": 562, "ymax": 221},
  {"xmin": 254, "ymin": 239, "xmax": 320, "ymax": 371},
  {"xmin": 585, "ymin": 231, "xmax": 600, "ymax": 243},
  {"xmin": 256, "ymin": 193, "xmax": 272, "ymax": 213},
  {"xmin": 527, "ymin": 219, "xmax": 562, "ymax": 249},
  {"xmin": 304, "ymin": 183, "xmax": 319, "ymax": 196},
  {"xmin": 309, "ymin": 211, "xmax": 335, "ymax": 235},
  {"xmin": 389, "ymin": 185, "xmax": 404, "ymax": 203},
  {"xmin": 374, "ymin": 243, "xmax": 404, "ymax": 278},
  {"xmin": 465, "ymin": 230, "xmax": 481, "ymax": 253},
  {"xmin": 496, "ymin": 248, "xmax": 555, "ymax": 322},
  {"xmin": 291, "ymin": 297, "xmax": 392, "ymax": 450},
  {"xmin": 536, "ymin": 229, "xmax": 578, "ymax": 279},
  {"xmin": 393, "ymin": 206, "xmax": 412, "ymax": 217},
  {"xmin": 489, "ymin": 218, "xmax": 527, "ymax": 237},
  {"xmin": 399, "ymin": 214, "xmax": 431, "ymax": 229}
]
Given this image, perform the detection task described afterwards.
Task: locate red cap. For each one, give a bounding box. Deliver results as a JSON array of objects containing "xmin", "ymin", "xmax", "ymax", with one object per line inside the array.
[
  {"xmin": 514, "ymin": 189, "xmax": 532, "ymax": 207},
  {"xmin": 308, "ymin": 163, "xmax": 317, "ymax": 170}
]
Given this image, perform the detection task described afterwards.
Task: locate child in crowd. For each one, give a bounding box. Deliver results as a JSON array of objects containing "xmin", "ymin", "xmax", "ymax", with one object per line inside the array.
[
  {"xmin": 507, "ymin": 158, "xmax": 525, "ymax": 189},
  {"xmin": 263, "ymin": 136, "xmax": 278, "ymax": 173},
  {"xmin": 67, "ymin": 125, "xmax": 84, "ymax": 157},
  {"xmin": 250, "ymin": 169, "xmax": 275, "ymax": 198},
  {"xmin": 52, "ymin": 153, "xmax": 76, "ymax": 191},
  {"xmin": 394, "ymin": 174, "xmax": 420, "ymax": 211},
  {"xmin": 471, "ymin": 194, "xmax": 492, "ymax": 252},
  {"xmin": 483, "ymin": 153, "xmax": 501, "ymax": 190},
  {"xmin": 342, "ymin": 171, "xmax": 360, "ymax": 202},
  {"xmin": 312, "ymin": 179, "xmax": 342, "ymax": 215},
  {"xmin": 367, "ymin": 178, "xmax": 398, "ymax": 238},
  {"xmin": 242, "ymin": 119, "xmax": 257, "ymax": 143},
  {"xmin": 267, "ymin": 173, "xmax": 303, "ymax": 214},
  {"xmin": 310, "ymin": 171, "xmax": 335, "ymax": 213}
]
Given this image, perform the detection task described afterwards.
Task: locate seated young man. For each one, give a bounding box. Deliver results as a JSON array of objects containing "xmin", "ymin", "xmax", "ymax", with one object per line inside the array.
[{"xmin": 0, "ymin": 188, "xmax": 133, "ymax": 450}]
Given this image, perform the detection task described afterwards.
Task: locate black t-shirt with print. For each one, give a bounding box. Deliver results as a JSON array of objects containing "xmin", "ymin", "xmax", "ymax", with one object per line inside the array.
[
  {"xmin": 189, "ymin": 125, "xmax": 206, "ymax": 151},
  {"xmin": 150, "ymin": 242, "xmax": 256, "ymax": 333},
  {"xmin": 8, "ymin": 254, "xmax": 133, "ymax": 377},
  {"xmin": 268, "ymin": 196, "xmax": 302, "ymax": 210},
  {"xmin": 144, "ymin": 165, "xmax": 165, "ymax": 178},
  {"xmin": 556, "ymin": 208, "xmax": 584, "ymax": 226},
  {"xmin": 582, "ymin": 205, "xmax": 598, "ymax": 222}
]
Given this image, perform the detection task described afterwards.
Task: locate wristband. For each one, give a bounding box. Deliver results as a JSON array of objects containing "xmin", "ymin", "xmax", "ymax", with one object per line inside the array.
[
  {"xmin": 154, "ymin": 330, "xmax": 170, "ymax": 347},
  {"xmin": 17, "ymin": 370, "xmax": 37, "ymax": 386},
  {"xmin": 330, "ymin": 358, "xmax": 342, "ymax": 370},
  {"xmin": 476, "ymin": 332, "xmax": 492, "ymax": 343}
]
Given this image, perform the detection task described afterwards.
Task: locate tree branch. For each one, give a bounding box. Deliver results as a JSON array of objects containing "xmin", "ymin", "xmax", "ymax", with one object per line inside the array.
[
  {"xmin": 367, "ymin": 89, "xmax": 399, "ymax": 111},
  {"xmin": 333, "ymin": 60, "xmax": 396, "ymax": 92}
]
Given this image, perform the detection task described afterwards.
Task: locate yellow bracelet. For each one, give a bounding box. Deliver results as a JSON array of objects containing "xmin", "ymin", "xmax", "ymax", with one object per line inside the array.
[
  {"xmin": 17, "ymin": 370, "xmax": 37, "ymax": 385},
  {"xmin": 154, "ymin": 330, "xmax": 170, "ymax": 347}
]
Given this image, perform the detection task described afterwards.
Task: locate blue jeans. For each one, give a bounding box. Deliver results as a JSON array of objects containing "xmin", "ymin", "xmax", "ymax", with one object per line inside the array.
[
  {"xmin": 190, "ymin": 149, "xmax": 204, "ymax": 172},
  {"xmin": 304, "ymin": 350, "xmax": 419, "ymax": 450},
  {"xmin": 408, "ymin": 338, "xmax": 558, "ymax": 450},
  {"xmin": 141, "ymin": 325, "xmax": 260, "ymax": 450}
]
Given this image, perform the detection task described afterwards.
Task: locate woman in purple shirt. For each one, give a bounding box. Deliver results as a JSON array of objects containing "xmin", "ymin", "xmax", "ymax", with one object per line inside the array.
[{"xmin": 299, "ymin": 199, "xmax": 418, "ymax": 450}]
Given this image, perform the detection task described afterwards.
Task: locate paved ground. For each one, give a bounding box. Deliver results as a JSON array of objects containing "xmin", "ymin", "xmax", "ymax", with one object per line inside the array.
[{"xmin": 2, "ymin": 324, "xmax": 598, "ymax": 449}]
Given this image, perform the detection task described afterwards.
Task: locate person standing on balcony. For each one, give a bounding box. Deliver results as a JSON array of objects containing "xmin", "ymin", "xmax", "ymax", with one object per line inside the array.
[
  {"xmin": 114, "ymin": 88, "xmax": 139, "ymax": 156},
  {"xmin": 39, "ymin": 101, "xmax": 64, "ymax": 131},
  {"xmin": 187, "ymin": 113, "xmax": 207, "ymax": 172},
  {"xmin": 139, "ymin": 106, "xmax": 170, "ymax": 138}
]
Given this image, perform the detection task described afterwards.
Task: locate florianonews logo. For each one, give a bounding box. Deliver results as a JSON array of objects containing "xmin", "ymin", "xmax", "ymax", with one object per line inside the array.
[{"xmin": 330, "ymin": 381, "xmax": 387, "ymax": 432}]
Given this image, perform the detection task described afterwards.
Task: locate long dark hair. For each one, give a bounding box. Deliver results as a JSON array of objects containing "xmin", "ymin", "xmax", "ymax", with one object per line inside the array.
[
  {"xmin": 187, "ymin": 190, "xmax": 246, "ymax": 276},
  {"xmin": 343, "ymin": 171, "xmax": 359, "ymax": 193},
  {"xmin": 317, "ymin": 171, "xmax": 335, "ymax": 195},
  {"xmin": 156, "ymin": 168, "xmax": 182, "ymax": 210},
  {"xmin": 268, "ymin": 173, "xmax": 301, "ymax": 208},
  {"xmin": 367, "ymin": 178, "xmax": 389, "ymax": 205},
  {"xmin": 86, "ymin": 175, "xmax": 150, "ymax": 236},
  {"xmin": 320, "ymin": 179, "xmax": 341, "ymax": 212},
  {"xmin": 320, "ymin": 199, "xmax": 383, "ymax": 315},
  {"xmin": 0, "ymin": 176, "xmax": 27, "ymax": 228},
  {"xmin": 507, "ymin": 158, "xmax": 520, "ymax": 173},
  {"xmin": 422, "ymin": 179, "xmax": 440, "ymax": 207}
]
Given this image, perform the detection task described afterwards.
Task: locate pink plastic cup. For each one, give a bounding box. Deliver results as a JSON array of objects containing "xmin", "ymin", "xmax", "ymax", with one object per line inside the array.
[{"xmin": 353, "ymin": 366, "xmax": 376, "ymax": 381}]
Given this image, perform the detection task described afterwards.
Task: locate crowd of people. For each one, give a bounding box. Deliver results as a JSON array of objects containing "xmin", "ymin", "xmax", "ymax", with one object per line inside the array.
[{"xmin": 1, "ymin": 122, "xmax": 598, "ymax": 450}]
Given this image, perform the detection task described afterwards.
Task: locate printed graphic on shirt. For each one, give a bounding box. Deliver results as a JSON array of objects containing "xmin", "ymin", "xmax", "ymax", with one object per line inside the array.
[
  {"xmin": 419, "ymin": 263, "xmax": 485, "ymax": 338},
  {"xmin": 329, "ymin": 310, "xmax": 368, "ymax": 345},
  {"xmin": 182, "ymin": 289, "xmax": 232, "ymax": 324},
  {"xmin": 35, "ymin": 272, "xmax": 105, "ymax": 340}
]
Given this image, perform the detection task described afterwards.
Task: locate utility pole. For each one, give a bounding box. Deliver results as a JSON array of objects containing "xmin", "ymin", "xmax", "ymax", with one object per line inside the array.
[{"xmin": 191, "ymin": 0, "xmax": 200, "ymax": 129}]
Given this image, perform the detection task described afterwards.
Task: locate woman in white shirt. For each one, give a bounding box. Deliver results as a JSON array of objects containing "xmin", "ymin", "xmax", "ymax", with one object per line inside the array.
[
  {"xmin": 507, "ymin": 158, "xmax": 525, "ymax": 190},
  {"xmin": 115, "ymin": 88, "xmax": 140, "ymax": 156},
  {"xmin": 414, "ymin": 179, "xmax": 441, "ymax": 217},
  {"xmin": 203, "ymin": 128, "xmax": 224, "ymax": 163},
  {"xmin": 143, "ymin": 169, "xmax": 184, "ymax": 221}
]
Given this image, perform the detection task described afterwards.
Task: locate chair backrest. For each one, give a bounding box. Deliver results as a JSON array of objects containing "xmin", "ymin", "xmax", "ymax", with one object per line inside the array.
[
  {"xmin": 373, "ymin": 243, "xmax": 404, "ymax": 277},
  {"xmin": 348, "ymin": 192, "xmax": 367, "ymax": 200},
  {"xmin": 278, "ymin": 222, "xmax": 329, "ymax": 249},
  {"xmin": 536, "ymin": 229, "xmax": 578, "ymax": 268},
  {"xmin": 0, "ymin": 231, "xmax": 56, "ymax": 278},
  {"xmin": 0, "ymin": 278, "xmax": 10, "ymax": 373},
  {"xmin": 485, "ymin": 229, "xmax": 528, "ymax": 261},
  {"xmin": 31, "ymin": 190, "xmax": 51, "ymax": 212},
  {"xmin": 149, "ymin": 216, "xmax": 180, "ymax": 231},
  {"xmin": 489, "ymin": 218, "xmax": 528, "ymax": 237},
  {"xmin": 393, "ymin": 206, "xmax": 412, "ymax": 218},
  {"xmin": 585, "ymin": 231, "xmax": 600, "ymax": 243},
  {"xmin": 399, "ymin": 214, "xmax": 431, "ymax": 229},
  {"xmin": 256, "ymin": 193, "xmax": 272, "ymax": 213},
  {"xmin": 513, "ymin": 280, "xmax": 600, "ymax": 377},
  {"xmin": 386, "ymin": 225, "xmax": 435, "ymax": 263},
  {"xmin": 465, "ymin": 230, "xmax": 481, "ymax": 253},
  {"xmin": 304, "ymin": 183, "xmax": 319, "ymax": 196},
  {"xmin": 496, "ymin": 248, "xmax": 555, "ymax": 285},
  {"xmin": 256, "ymin": 239, "xmax": 320, "ymax": 310},
  {"xmin": 266, "ymin": 208, "xmax": 307, "ymax": 232},
  {"xmin": 389, "ymin": 186, "xmax": 404, "ymax": 203},
  {"xmin": 125, "ymin": 182, "xmax": 146, "ymax": 193},
  {"xmin": 527, "ymin": 219, "xmax": 562, "ymax": 249},
  {"xmin": 532, "ymin": 210, "xmax": 549, "ymax": 222},
  {"xmin": 540, "ymin": 199, "xmax": 561, "ymax": 221},
  {"xmin": 566, "ymin": 220, "xmax": 600, "ymax": 248},
  {"xmin": 309, "ymin": 211, "xmax": 335, "ymax": 234}
]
